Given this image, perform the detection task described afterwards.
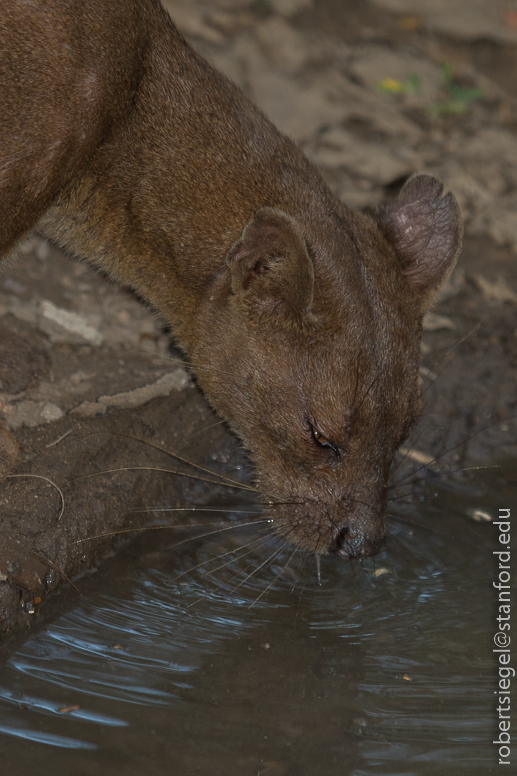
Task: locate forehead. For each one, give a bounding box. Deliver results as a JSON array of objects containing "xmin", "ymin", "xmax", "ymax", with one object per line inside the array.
[{"xmin": 259, "ymin": 321, "xmax": 417, "ymax": 413}]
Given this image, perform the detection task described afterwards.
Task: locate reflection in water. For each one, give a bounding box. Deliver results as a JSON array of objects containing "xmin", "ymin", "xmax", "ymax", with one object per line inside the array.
[{"xmin": 0, "ymin": 463, "xmax": 514, "ymax": 775}]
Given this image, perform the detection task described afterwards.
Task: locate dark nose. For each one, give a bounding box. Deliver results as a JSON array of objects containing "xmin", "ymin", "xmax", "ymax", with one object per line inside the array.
[{"xmin": 330, "ymin": 525, "xmax": 385, "ymax": 559}]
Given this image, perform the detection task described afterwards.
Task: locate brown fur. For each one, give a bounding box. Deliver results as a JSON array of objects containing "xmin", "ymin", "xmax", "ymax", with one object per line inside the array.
[{"xmin": 0, "ymin": 0, "xmax": 462, "ymax": 558}]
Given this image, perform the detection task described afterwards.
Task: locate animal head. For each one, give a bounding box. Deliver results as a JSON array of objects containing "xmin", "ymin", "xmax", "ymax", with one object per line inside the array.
[{"xmin": 195, "ymin": 175, "xmax": 463, "ymax": 559}]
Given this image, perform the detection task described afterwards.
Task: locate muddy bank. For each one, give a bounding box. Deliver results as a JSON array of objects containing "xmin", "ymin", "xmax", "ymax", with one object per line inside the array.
[
  {"xmin": 1, "ymin": 0, "xmax": 516, "ymax": 652},
  {"xmin": 0, "ymin": 242, "xmax": 251, "ymax": 651},
  {"xmin": 0, "ymin": 348, "xmax": 249, "ymax": 655}
]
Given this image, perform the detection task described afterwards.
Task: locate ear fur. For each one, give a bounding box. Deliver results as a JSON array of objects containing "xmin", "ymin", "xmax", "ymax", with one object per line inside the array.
[
  {"xmin": 226, "ymin": 207, "xmax": 314, "ymax": 321},
  {"xmin": 376, "ymin": 174, "xmax": 463, "ymax": 297}
]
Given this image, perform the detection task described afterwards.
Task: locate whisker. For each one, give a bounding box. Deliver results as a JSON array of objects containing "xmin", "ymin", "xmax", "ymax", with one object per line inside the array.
[
  {"xmin": 184, "ymin": 419, "xmax": 226, "ymax": 440},
  {"xmin": 422, "ymin": 319, "xmax": 486, "ymax": 396},
  {"xmin": 388, "ymin": 495, "xmax": 449, "ymax": 510},
  {"xmin": 201, "ymin": 527, "xmax": 291, "ymax": 580},
  {"xmin": 388, "ymin": 514, "xmax": 463, "ymax": 539},
  {"xmin": 315, "ymin": 553, "xmax": 322, "ymax": 586},
  {"xmin": 151, "ymin": 518, "xmax": 272, "ymax": 554},
  {"xmin": 249, "ymin": 543, "xmax": 301, "ymax": 608},
  {"xmin": 175, "ymin": 528, "xmax": 283, "ymax": 582},
  {"xmin": 294, "ymin": 585, "xmax": 307, "ymax": 624},
  {"xmin": 391, "ymin": 446, "xmax": 424, "ymax": 481},
  {"xmin": 270, "ymin": 521, "xmax": 301, "ymax": 550},
  {"xmin": 139, "ymin": 347, "xmax": 187, "ymax": 365},
  {"xmin": 260, "ymin": 498, "xmax": 303, "ymax": 507},
  {"xmin": 356, "ymin": 374, "xmax": 378, "ymax": 412},
  {"xmin": 387, "ymin": 495, "xmax": 424, "ymax": 505},
  {"xmin": 184, "ymin": 561, "xmax": 252, "ymax": 609},
  {"xmin": 390, "ymin": 417, "xmax": 516, "ymax": 490},
  {"xmin": 130, "ymin": 506, "xmax": 262, "ymax": 516},
  {"xmin": 31, "ymin": 551, "xmax": 80, "ymax": 594},
  {"xmin": 231, "ymin": 543, "xmax": 287, "ymax": 594},
  {"xmin": 74, "ymin": 517, "xmax": 270, "ymax": 544},
  {"xmin": 69, "ymin": 466, "xmax": 251, "ymax": 491},
  {"xmin": 114, "ymin": 432, "xmax": 258, "ymax": 492},
  {"xmin": 296, "ymin": 548, "xmax": 317, "ymax": 579},
  {"xmin": 193, "ymin": 524, "xmax": 296, "ymax": 609},
  {"xmin": 184, "ymin": 535, "xmax": 288, "ymax": 609},
  {"xmin": 390, "ymin": 419, "xmax": 436, "ymax": 479},
  {"xmin": 351, "ymin": 361, "xmax": 361, "ymax": 408},
  {"xmin": 388, "ymin": 513, "xmax": 480, "ymax": 547},
  {"xmin": 390, "ymin": 462, "xmax": 502, "ymax": 492},
  {"xmin": 385, "ymin": 528, "xmax": 414, "ymax": 562},
  {"xmin": 6, "ymin": 473, "xmax": 65, "ymax": 521},
  {"xmin": 443, "ymin": 319, "xmax": 487, "ymax": 358}
]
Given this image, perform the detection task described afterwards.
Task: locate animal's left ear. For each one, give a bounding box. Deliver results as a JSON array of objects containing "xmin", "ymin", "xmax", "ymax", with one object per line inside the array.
[
  {"xmin": 226, "ymin": 207, "xmax": 314, "ymax": 323},
  {"xmin": 376, "ymin": 174, "xmax": 463, "ymax": 298}
]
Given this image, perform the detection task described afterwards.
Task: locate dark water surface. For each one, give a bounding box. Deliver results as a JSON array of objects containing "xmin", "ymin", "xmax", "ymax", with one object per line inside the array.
[{"xmin": 0, "ymin": 462, "xmax": 515, "ymax": 776}]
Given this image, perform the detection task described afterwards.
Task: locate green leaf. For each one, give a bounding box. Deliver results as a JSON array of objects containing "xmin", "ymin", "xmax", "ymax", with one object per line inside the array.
[
  {"xmin": 406, "ymin": 73, "xmax": 422, "ymax": 94},
  {"xmin": 449, "ymin": 84, "xmax": 485, "ymax": 103},
  {"xmin": 440, "ymin": 61, "xmax": 454, "ymax": 83}
]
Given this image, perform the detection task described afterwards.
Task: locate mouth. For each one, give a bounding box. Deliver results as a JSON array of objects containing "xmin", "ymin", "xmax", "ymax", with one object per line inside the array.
[{"xmin": 266, "ymin": 498, "xmax": 386, "ymax": 560}]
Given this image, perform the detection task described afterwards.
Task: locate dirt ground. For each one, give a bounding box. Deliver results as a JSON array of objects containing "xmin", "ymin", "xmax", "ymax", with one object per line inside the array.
[{"xmin": 1, "ymin": 0, "xmax": 516, "ymax": 653}]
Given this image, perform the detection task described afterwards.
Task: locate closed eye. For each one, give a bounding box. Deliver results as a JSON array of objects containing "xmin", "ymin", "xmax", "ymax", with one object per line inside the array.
[{"xmin": 310, "ymin": 424, "xmax": 340, "ymax": 459}]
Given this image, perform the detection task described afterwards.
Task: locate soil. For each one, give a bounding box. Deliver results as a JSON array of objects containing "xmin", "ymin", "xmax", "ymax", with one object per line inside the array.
[{"xmin": 1, "ymin": 0, "xmax": 516, "ymax": 653}]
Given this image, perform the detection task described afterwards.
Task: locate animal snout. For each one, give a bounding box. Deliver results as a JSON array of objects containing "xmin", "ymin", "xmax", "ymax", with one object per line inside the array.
[{"xmin": 330, "ymin": 523, "xmax": 385, "ymax": 559}]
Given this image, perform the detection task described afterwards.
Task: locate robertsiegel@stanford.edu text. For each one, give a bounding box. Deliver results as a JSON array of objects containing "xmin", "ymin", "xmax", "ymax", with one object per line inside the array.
[{"xmin": 493, "ymin": 508, "xmax": 513, "ymax": 766}]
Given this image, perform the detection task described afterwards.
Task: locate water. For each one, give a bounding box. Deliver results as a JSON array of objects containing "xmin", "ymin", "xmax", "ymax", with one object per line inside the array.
[{"xmin": 0, "ymin": 462, "xmax": 515, "ymax": 775}]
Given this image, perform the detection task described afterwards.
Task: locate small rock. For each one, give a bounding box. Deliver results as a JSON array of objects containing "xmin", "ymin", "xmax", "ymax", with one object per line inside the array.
[
  {"xmin": 419, "ymin": 365, "xmax": 437, "ymax": 380},
  {"xmin": 2, "ymin": 400, "xmax": 64, "ymax": 429},
  {"xmin": 310, "ymin": 127, "xmax": 414, "ymax": 183},
  {"xmin": 482, "ymin": 201, "xmax": 517, "ymax": 251},
  {"xmin": 398, "ymin": 446, "xmax": 435, "ymax": 465},
  {"xmin": 38, "ymin": 300, "xmax": 103, "ymax": 345},
  {"xmin": 71, "ymin": 369, "xmax": 190, "ymax": 417},
  {"xmin": 229, "ymin": 37, "xmax": 345, "ymax": 140},
  {"xmin": 422, "ymin": 312, "xmax": 456, "ymax": 331},
  {"xmin": 255, "ymin": 17, "xmax": 310, "ymax": 75},
  {"xmin": 2, "ymin": 278, "xmax": 26, "ymax": 295},
  {"xmin": 373, "ymin": 567, "xmax": 390, "ymax": 577},
  {"xmin": 459, "ymin": 129, "xmax": 517, "ymax": 191},
  {"xmin": 5, "ymin": 298, "xmax": 37, "ymax": 325},
  {"xmin": 40, "ymin": 403, "xmax": 64, "ymax": 423},
  {"xmin": 473, "ymin": 274, "xmax": 517, "ymax": 304},
  {"xmin": 35, "ymin": 240, "xmax": 51, "ymax": 261}
]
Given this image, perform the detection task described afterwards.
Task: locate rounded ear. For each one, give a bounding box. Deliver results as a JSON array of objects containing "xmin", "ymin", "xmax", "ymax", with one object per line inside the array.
[
  {"xmin": 376, "ymin": 174, "xmax": 463, "ymax": 297},
  {"xmin": 226, "ymin": 207, "xmax": 314, "ymax": 322}
]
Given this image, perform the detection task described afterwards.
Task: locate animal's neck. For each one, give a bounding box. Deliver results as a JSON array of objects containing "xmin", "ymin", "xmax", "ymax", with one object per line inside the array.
[{"xmin": 37, "ymin": 8, "xmax": 332, "ymax": 351}]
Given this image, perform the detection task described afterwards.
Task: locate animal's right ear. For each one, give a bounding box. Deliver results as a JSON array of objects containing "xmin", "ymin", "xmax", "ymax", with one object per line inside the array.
[
  {"xmin": 226, "ymin": 208, "xmax": 314, "ymax": 323},
  {"xmin": 376, "ymin": 174, "xmax": 463, "ymax": 301}
]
